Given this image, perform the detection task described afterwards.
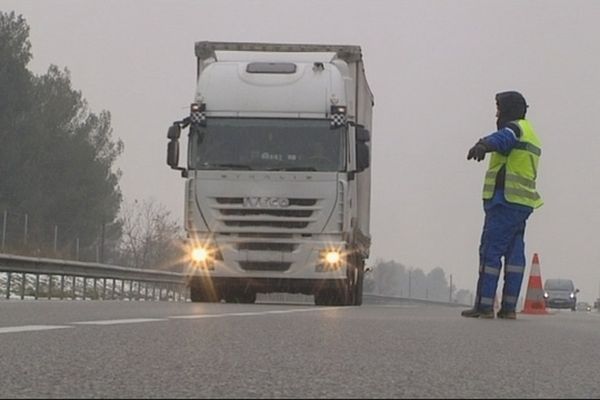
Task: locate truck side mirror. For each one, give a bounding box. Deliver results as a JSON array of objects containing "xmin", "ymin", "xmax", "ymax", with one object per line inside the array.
[
  {"xmin": 167, "ymin": 139, "xmax": 180, "ymax": 168},
  {"xmin": 355, "ymin": 126, "xmax": 370, "ymax": 172},
  {"xmin": 356, "ymin": 126, "xmax": 371, "ymax": 142},
  {"xmin": 356, "ymin": 142, "xmax": 370, "ymax": 171},
  {"xmin": 167, "ymin": 124, "xmax": 181, "ymax": 140}
]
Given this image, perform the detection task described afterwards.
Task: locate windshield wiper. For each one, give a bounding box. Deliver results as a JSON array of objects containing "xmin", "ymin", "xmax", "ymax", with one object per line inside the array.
[
  {"xmin": 200, "ymin": 163, "xmax": 254, "ymax": 170},
  {"xmin": 266, "ymin": 166, "xmax": 318, "ymax": 171}
]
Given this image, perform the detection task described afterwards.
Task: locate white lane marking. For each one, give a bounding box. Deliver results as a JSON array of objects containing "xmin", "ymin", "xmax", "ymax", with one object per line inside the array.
[
  {"xmin": 71, "ymin": 318, "xmax": 167, "ymax": 325},
  {"xmin": 0, "ymin": 325, "xmax": 73, "ymax": 334},
  {"xmin": 168, "ymin": 307, "xmax": 340, "ymax": 319},
  {"xmin": 0, "ymin": 307, "xmax": 342, "ymax": 333}
]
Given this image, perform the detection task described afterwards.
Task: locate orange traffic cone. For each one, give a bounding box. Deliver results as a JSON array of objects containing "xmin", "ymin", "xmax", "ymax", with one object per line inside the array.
[{"xmin": 521, "ymin": 253, "xmax": 548, "ymax": 315}]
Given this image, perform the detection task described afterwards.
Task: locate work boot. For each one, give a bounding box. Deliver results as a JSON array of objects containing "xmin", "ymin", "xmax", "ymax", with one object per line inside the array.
[
  {"xmin": 461, "ymin": 308, "xmax": 494, "ymax": 319},
  {"xmin": 497, "ymin": 309, "xmax": 517, "ymax": 319}
]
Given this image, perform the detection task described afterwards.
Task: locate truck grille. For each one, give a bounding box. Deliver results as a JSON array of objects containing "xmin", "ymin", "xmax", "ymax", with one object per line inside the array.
[
  {"xmin": 239, "ymin": 261, "xmax": 292, "ymax": 272},
  {"xmin": 212, "ymin": 197, "xmax": 319, "ymax": 231},
  {"xmin": 236, "ymin": 242, "xmax": 297, "ymax": 252}
]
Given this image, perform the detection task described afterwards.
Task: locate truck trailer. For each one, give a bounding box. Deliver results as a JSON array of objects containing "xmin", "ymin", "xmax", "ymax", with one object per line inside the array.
[{"xmin": 166, "ymin": 41, "xmax": 374, "ymax": 306}]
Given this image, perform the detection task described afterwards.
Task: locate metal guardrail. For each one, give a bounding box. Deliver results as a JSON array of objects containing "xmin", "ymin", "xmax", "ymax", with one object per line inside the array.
[
  {"xmin": 0, "ymin": 254, "xmax": 471, "ymax": 306},
  {"xmin": 0, "ymin": 253, "xmax": 188, "ymax": 301}
]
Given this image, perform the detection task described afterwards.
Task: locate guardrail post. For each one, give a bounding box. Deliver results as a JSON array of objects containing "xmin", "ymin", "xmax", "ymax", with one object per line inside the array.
[
  {"xmin": 144, "ymin": 283, "xmax": 149, "ymax": 301},
  {"xmin": 152, "ymin": 284, "xmax": 156, "ymax": 301},
  {"xmin": 60, "ymin": 275, "xmax": 65, "ymax": 300},
  {"xmin": 93, "ymin": 278, "xmax": 97, "ymax": 300},
  {"xmin": 128, "ymin": 281, "xmax": 133, "ymax": 301},
  {"xmin": 23, "ymin": 214, "xmax": 28, "ymax": 247},
  {"xmin": 5, "ymin": 272, "xmax": 11, "ymax": 299},
  {"xmin": 72, "ymin": 276, "xmax": 77, "ymax": 300},
  {"xmin": 53, "ymin": 225, "xmax": 58, "ymax": 254},
  {"xmin": 34, "ymin": 274, "xmax": 39, "ymax": 300},
  {"xmin": 48, "ymin": 275, "xmax": 53, "ymax": 300},
  {"xmin": 1, "ymin": 210, "xmax": 7, "ymax": 251},
  {"xmin": 20, "ymin": 273, "xmax": 26, "ymax": 299},
  {"xmin": 120, "ymin": 280, "xmax": 125, "ymax": 300},
  {"xmin": 102, "ymin": 278, "xmax": 107, "ymax": 300},
  {"xmin": 112, "ymin": 279, "xmax": 116, "ymax": 300},
  {"xmin": 83, "ymin": 278, "xmax": 87, "ymax": 300},
  {"xmin": 136, "ymin": 281, "xmax": 141, "ymax": 301},
  {"xmin": 75, "ymin": 238, "xmax": 80, "ymax": 261}
]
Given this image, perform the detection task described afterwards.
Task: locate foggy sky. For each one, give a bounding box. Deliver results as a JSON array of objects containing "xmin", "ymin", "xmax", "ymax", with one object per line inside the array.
[{"xmin": 3, "ymin": 0, "xmax": 600, "ymax": 303}]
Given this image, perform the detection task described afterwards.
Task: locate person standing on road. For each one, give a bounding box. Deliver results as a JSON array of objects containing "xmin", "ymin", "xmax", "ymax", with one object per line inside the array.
[{"xmin": 462, "ymin": 91, "xmax": 543, "ymax": 319}]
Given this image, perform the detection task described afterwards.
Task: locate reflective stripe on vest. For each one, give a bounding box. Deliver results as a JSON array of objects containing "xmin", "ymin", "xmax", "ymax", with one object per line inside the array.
[{"xmin": 482, "ymin": 120, "xmax": 543, "ymax": 208}]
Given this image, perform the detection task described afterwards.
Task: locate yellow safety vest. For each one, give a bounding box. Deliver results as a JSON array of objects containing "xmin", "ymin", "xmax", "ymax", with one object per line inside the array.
[{"xmin": 482, "ymin": 120, "xmax": 543, "ymax": 208}]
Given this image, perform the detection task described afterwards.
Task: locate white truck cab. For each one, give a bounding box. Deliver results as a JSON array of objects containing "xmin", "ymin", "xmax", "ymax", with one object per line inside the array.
[{"xmin": 167, "ymin": 42, "xmax": 373, "ymax": 306}]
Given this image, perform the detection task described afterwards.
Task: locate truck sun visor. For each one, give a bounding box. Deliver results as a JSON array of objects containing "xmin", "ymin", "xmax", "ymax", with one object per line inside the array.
[{"xmin": 246, "ymin": 62, "xmax": 297, "ymax": 74}]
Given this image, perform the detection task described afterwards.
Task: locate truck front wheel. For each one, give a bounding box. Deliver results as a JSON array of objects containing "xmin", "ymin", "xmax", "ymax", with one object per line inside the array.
[
  {"xmin": 224, "ymin": 289, "xmax": 256, "ymax": 304},
  {"xmin": 189, "ymin": 277, "xmax": 220, "ymax": 303}
]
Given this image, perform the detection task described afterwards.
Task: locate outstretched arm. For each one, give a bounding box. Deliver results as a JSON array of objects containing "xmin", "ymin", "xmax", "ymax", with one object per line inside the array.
[{"xmin": 467, "ymin": 125, "xmax": 521, "ymax": 162}]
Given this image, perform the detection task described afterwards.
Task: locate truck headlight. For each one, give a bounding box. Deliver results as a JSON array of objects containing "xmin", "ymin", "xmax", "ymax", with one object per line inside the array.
[
  {"xmin": 318, "ymin": 249, "xmax": 344, "ymax": 268},
  {"xmin": 325, "ymin": 251, "xmax": 341, "ymax": 264},
  {"xmin": 570, "ymin": 292, "xmax": 575, "ymax": 299},
  {"xmin": 191, "ymin": 247, "xmax": 209, "ymax": 263},
  {"xmin": 188, "ymin": 242, "xmax": 223, "ymax": 268},
  {"xmin": 543, "ymin": 292, "xmax": 549, "ymax": 299}
]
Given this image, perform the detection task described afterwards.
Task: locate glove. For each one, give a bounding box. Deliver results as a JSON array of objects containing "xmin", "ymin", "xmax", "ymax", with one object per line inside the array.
[{"xmin": 467, "ymin": 139, "xmax": 490, "ymax": 162}]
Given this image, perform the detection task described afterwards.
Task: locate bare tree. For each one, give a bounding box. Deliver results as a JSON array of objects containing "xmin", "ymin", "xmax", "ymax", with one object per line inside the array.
[{"xmin": 116, "ymin": 199, "xmax": 184, "ymax": 270}]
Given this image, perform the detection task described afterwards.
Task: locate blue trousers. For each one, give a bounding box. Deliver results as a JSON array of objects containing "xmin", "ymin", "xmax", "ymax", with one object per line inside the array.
[{"xmin": 474, "ymin": 202, "xmax": 532, "ymax": 311}]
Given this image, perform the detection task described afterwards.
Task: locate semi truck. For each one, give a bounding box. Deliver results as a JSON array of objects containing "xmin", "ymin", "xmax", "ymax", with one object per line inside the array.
[{"xmin": 166, "ymin": 41, "xmax": 373, "ymax": 306}]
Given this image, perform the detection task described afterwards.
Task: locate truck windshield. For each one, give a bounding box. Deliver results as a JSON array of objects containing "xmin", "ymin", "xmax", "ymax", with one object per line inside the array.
[{"xmin": 189, "ymin": 118, "xmax": 346, "ymax": 172}]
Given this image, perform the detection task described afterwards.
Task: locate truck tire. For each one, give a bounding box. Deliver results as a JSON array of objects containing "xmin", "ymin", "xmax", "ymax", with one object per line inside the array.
[
  {"xmin": 315, "ymin": 285, "xmax": 351, "ymax": 306},
  {"xmin": 190, "ymin": 285, "xmax": 202, "ymax": 302},
  {"xmin": 189, "ymin": 278, "xmax": 220, "ymax": 302},
  {"xmin": 224, "ymin": 289, "xmax": 256, "ymax": 304},
  {"xmin": 314, "ymin": 289, "xmax": 336, "ymax": 306},
  {"xmin": 354, "ymin": 259, "xmax": 364, "ymax": 306}
]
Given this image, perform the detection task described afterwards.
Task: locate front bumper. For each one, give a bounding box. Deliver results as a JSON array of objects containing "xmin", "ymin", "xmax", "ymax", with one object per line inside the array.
[
  {"xmin": 185, "ymin": 236, "xmax": 348, "ymax": 280},
  {"xmin": 545, "ymin": 298, "xmax": 576, "ymax": 309}
]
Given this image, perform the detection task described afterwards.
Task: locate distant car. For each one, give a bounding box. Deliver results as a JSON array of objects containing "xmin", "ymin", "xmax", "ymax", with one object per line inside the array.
[
  {"xmin": 576, "ymin": 302, "xmax": 592, "ymax": 312},
  {"xmin": 543, "ymin": 278, "xmax": 579, "ymax": 311}
]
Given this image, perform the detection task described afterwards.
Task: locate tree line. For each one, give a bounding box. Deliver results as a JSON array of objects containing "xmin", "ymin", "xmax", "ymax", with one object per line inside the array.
[
  {"xmin": 364, "ymin": 259, "xmax": 473, "ymax": 305},
  {"xmin": 0, "ymin": 11, "xmax": 184, "ymax": 270}
]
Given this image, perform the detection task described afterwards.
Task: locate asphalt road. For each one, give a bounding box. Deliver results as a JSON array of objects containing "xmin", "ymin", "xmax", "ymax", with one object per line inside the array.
[{"xmin": 1, "ymin": 298, "xmax": 599, "ymax": 398}]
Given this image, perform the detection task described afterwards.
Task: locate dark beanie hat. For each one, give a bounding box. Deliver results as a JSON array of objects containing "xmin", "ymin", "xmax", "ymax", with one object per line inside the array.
[{"xmin": 496, "ymin": 91, "xmax": 528, "ymax": 129}]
